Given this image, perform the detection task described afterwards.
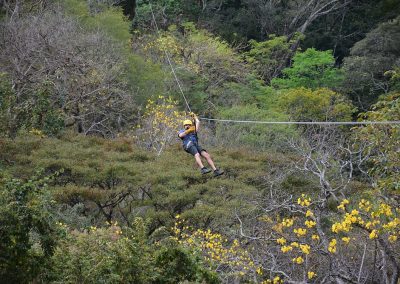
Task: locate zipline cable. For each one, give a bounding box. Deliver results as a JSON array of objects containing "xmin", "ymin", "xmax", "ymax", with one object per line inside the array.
[
  {"xmin": 147, "ymin": 2, "xmax": 400, "ymax": 127},
  {"xmin": 148, "ymin": 1, "xmax": 192, "ymax": 113},
  {"xmin": 198, "ymin": 117, "xmax": 400, "ymax": 125}
]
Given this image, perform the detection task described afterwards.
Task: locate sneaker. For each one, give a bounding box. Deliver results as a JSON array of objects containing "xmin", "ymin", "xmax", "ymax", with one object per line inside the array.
[
  {"xmin": 213, "ymin": 169, "xmax": 224, "ymax": 177},
  {"xmin": 201, "ymin": 167, "xmax": 212, "ymax": 174}
]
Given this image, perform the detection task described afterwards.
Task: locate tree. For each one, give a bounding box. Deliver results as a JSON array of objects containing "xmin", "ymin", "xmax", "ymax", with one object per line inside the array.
[
  {"xmin": 355, "ymin": 92, "xmax": 400, "ymax": 196},
  {"xmin": 278, "ymin": 87, "xmax": 355, "ymax": 122},
  {"xmin": 342, "ymin": 15, "xmax": 400, "ymax": 110},
  {"xmin": 202, "ymin": 0, "xmax": 351, "ymax": 44},
  {"xmin": 243, "ymin": 194, "xmax": 400, "ymax": 283},
  {"xmin": 135, "ymin": 96, "xmax": 187, "ymax": 155},
  {"xmin": 0, "ymin": 1, "xmax": 165, "ymax": 137},
  {"xmin": 302, "ymin": 0, "xmax": 400, "ymax": 62},
  {"xmin": 132, "ymin": 22, "xmax": 248, "ymax": 113},
  {"xmin": 272, "ymin": 48, "xmax": 344, "ymax": 90},
  {"xmin": 47, "ymin": 217, "xmax": 219, "ymax": 283},
  {"xmin": 288, "ymin": 126, "xmax": 370, "ymax": 203},
  {"xmin": 245, "ymin": 34, "xmax": 302, "ymax": 83},
  {"xmin": 0, "ymin": 173, "xmax": 58, "ymax": 283}
]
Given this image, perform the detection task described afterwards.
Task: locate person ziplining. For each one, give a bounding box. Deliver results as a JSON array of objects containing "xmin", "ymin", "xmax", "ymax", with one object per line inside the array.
[{"xmin": 178, "ymin": 114, "xmax": 224, "ymax": 176}]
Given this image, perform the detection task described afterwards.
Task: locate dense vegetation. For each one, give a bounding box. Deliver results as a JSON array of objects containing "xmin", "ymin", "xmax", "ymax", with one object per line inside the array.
[{"xmin": 0, "ymin": 0, "xmax": 399, "ymax": 283}]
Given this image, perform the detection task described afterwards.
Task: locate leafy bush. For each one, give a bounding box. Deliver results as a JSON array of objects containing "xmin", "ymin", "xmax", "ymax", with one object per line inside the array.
[
  {"xmin": 0, "ymin": 173, "xmax": 58, "ymax": 283},
  {"xmin": 272, "ymin": 48, "xmax": 344, "ymax": 90},
  {"xmin": 342, "ymin": 16, "xmax": 400, "ymax": 109},
  {"xmin": 214, "ymin": 104, "xmax": 296, "ymax": 150},
  {"xmin": 278, "ymin": 87, "xmax": 355, "ymax": 122},
  {"xmin": 245, "ymin": 34, "xmax": 302, "ymax": 83},
  {"xmin": 47, "ymin": 218, "xmax": 218, "ymax": 283}
]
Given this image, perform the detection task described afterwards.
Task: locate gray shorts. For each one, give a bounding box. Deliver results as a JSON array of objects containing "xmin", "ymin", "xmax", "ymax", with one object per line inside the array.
[{"xmin": 184, "ymin": 142, "xmax": 206, "ymax": 156}]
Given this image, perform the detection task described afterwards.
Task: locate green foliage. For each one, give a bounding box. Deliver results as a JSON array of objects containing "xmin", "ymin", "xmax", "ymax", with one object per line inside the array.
[
  {"xmin": 0, "ymin": 134, "xmax": 301, "ymax": 231},
  {"xmin": 0, "ymin": 73, "xmax": 14, "ymax": 137},
  {"xmin": 0, "ymin": 173, "xmax": 58, "ymax": 283},
  {"xmin": 245, "ymin": 34, "xmax": 303, "ymax": 83},
  {"xmin": 303, "ymin": 0, "xmax": 400, "ymax": 62},
  {"xmin": 64, "ymin": 0, "xmax": 131, "ymax": 43},
  {"xmin": 386, "ymin": 67, "xmax": 400, "ymax": 92},
  {"xmin": 0, "ymin": 74, "xmax": 64, "ymax": 137},
  {"xmin": 356, "ymin": 93, "xmax": 400, "ymax": 194},
  {"xmin": 272, "ymin": 48, "xmax": 344, "ymax": 90},
  {"xmin": 343, "ymin": 16, "xmax": 400, "ymax": 109},
  {"xmin": 215, "ymin": 104, "xmax": 296, "ymax": 150},
  {"xmin": 30, "ymin": 89, "xmax": 64, "ymax": 136},
  {"xmin": 132, "ymin": 22, "xmax": 248, "ymax": 113},
  {"xmin": 134, "ymin": 0, "xmax": 186, "ymax": 30},
  {"xmin": 47, "ymin": 217, "xmax": 218, "ymax": 283},
  {"xmin": 63, "ymin": 0, "xmax": 165, "ymax": 104},
  {"xmin": 279, "ymin": 87, "xmax": 355, "ymax": 122},
  {"xmin": 154, "ymin": 246, "xmax": 219, "ymax": 284},
  {"xmin": 49, "ymin": 219, "xmax": 149, "ymax": 283},
  {"xmin": 93, "ymin": 7, "xmax": 131, "ymax": 43}
]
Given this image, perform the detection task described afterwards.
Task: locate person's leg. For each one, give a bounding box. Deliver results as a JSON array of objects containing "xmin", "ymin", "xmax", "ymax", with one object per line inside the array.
[
  {"xmin": 186, "ymin": 145, "xmax": 211, "ymax": 174},
  {"xmin": 194, "ymin": 153, "xmax": 205, "ymax": 169},
  {"xmin": 200, "ymin": 151, "xmax": 217, "ymax": 171}
]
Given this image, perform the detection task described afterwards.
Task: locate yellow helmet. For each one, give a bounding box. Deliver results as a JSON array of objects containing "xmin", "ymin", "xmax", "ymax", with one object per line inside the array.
[{"xmin": 183, "ymin": 119, "xmax": 193, "ymax": 126}]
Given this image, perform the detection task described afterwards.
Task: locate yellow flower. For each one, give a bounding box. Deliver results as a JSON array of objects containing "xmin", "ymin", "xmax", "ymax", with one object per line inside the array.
[
  {"xmin": 290, "ymin": 242, "xmax": 299, "ymax": 247},
  {"xmin": 359, "ymin": 199, "xmax": 371, "ymax": 212},
  {"xmin": 350, "ymin": 209, "xmax": 359, "ymax": 216},
  {"xmin": 369, "ymin": 230, "xmax": 378, "ymax": 239},
  {"xmin": 298, "ymin": 194, "xmax": 311, "ymax": 207},
  {"xmin": 382, "ymin": 218, "xmax": 399, "ymax": 230},
  {"xmin": 276, "ymin": 237, "xmax": 286, "ymax": 245},
  {"xmin": 273, "ymin": 276, "xmax": 282, "ymax": 284},
  {"xmin": 294, "ymin": 228, "xmax": 307, "ymax": 237},
  {"xmin": 388, "ymin": 235, "xmax": 397, "ymax": 243},
  {"xmin": 256, "ymin": 267, "xmax": 263, "ymax": 275},
  {"xmin": 282, "ymin": 218, "xmax": 294, "ymax": 227},
  {"xmin": 292, "ymin": 256, "xmax": 304, "ymax": 264},
  {"xmin": 300, "ymin": 244, "xmax": 311, "ymax": 255},
  {"xmin": 305, "ymin": 220, "xmax": 316, "ymax": 228},
  {"xmin": 337, "ymin": 199, "xmax": 349, "ymax": 211},
  {"xmin": 332, "ymin": 222, "xmax": 342, "ymax": 233},
  {"xmin": 306, "ymin": 210, "xmax": 314, "ymax": 218},
  {"xmin": 312, "ymin": 234, "xmax": 320, "ymax": 241},
  {"xmin": 281, "ymin": 245, "xmax": 293, "ymax": 253},
  {"xmin": 379, "ymin": 203, "xmax": 393, "ymax": 217},
  {"xmin": 342, "ymin": 237, "xmax": 350, "ymax": 244},
  {"xmin": 328, "ymin": 239, "xmax": 337, "ymax": 253},
  {"xmin": 308, "ymin": 271, "xmax": 316, "ymax": 279}
]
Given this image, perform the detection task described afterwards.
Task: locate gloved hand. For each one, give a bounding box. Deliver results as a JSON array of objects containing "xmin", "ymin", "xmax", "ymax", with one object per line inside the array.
[
  {"xmin": 190, "ymin": 112, "xmax": 198, "ymax": 121},
  {"xmin": 185, "ymin": 125, "xmax": 196, "ymax": 134}
]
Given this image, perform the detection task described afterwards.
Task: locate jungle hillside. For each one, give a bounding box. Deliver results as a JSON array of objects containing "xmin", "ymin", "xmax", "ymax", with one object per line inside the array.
[{"xmin": 0, "ymin": 0, "xmax": 399, "ymax": 283}]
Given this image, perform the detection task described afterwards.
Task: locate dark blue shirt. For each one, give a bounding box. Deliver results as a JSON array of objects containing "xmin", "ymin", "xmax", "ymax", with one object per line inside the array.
[{"xmin": 178, "ymin": 129, "xmax": 198, "ymax": 148}]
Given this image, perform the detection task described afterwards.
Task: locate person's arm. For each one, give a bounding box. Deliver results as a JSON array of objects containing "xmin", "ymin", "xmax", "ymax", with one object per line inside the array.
[
  {"xmin": 194, "ymin": 114, "xmax": 200, "ymax": 132},
  {"xmin": 178, "ymin": 127, "xmax": 195, "ymax": 138},
  {"xmin": 178, "ymin": 130, "xmax": 186, "ymax": 138}
]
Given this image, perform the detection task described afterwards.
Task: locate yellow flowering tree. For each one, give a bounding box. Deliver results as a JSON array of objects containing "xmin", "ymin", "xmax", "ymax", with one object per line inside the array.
[
  {"xmin": 251, "ymin": 194, "xmax": 400, "ymax": 283},
  {"xmin": 132, "ymin": 23, "xmax": 246, "ymax": 112},
  {"xmin": 136, "ymin": 96, "xmax": 187, "ymax": 155},
  {"xmin": 171, "ymin": 215, "xmax": 284, "ymax": 283}
]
